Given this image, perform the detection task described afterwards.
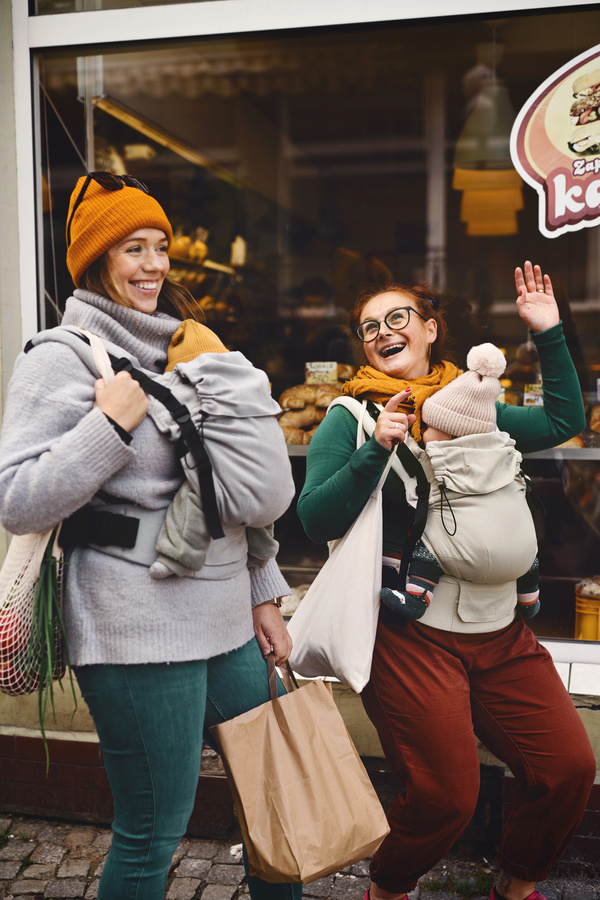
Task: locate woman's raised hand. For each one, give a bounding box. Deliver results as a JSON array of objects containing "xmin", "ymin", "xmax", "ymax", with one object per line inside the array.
[
  {"xmin": 374, "ymin": 388, "xmax": 416, "ymax": 451},
  {"xmin": 95, "ymin": 370, "xmax": 149, "ymax": 432},
  {"xmin": 515, "ymin": 261, "xmax": 560, "ymax": 334}
]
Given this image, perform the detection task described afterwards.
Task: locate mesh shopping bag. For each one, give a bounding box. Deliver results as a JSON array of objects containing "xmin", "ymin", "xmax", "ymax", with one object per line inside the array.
[{"xmin": 0, "ymin": 528, "xmax": 68, "ymax": 694}]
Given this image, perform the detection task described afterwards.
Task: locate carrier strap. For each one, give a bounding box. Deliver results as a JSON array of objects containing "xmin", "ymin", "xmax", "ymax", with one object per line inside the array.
[
  {"xmin": 25, "ymin": 330, "xmax": 224, "ymax": 541},
  {"xmin": 343, "ymin": 397, "xmax": 431, "ymax": 591},
  {"xmin": 395, "ymin": 442, "xmax": 431, "ymax": 590},
  {"xmin": 107, "ymin": 353, "xmax": 225, "ymax": 540}
]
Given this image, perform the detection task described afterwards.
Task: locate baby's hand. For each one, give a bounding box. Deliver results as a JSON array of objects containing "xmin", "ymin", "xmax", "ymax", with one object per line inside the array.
[{"xmin": 422, "ymin": 424, "xmax": 452, "ymax": 444}]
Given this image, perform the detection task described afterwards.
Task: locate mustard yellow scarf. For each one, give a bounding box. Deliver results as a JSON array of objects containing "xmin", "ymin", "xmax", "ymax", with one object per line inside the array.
[{"xmin": 341, "ymin": 360, "xmax": 461, "ymax": 442}]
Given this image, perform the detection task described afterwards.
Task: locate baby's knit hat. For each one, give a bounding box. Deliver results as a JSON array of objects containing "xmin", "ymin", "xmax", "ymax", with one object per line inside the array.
[
  {"xmin": 422, "ymin": 343, "xmax": 506, "ymax": 436},
  {"xmin": 66, "ymin": 176, "xmax": 173, "ymax": 287},
  {"xmin": 165, "ymin": 319, "xmax": 228, "ymax": 371}
]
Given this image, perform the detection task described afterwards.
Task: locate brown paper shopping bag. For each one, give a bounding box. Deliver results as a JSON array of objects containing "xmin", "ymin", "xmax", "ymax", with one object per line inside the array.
[{"xmin": 210, "ymin": 656, "xmax": 389, "ymax": 884}]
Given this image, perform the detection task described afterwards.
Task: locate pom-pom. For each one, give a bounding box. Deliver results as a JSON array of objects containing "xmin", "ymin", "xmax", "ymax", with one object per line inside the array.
[{"xmin": 466, "ymin": 343, "xmax": 506, "ymax": 379}]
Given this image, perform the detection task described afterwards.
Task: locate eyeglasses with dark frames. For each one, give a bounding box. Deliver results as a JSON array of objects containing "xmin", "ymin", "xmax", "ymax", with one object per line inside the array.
[
  {"xmin": 66, "ymin": 172, "xmax": 150, "ymax": 248},
  {"xmin": 354, "ymin": 306, "xmax": 427, "ymax": 343}
]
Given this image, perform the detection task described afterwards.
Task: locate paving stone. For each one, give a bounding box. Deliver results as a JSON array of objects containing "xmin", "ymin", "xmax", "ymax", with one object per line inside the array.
[
  {"xmin": 85, "ymin": 882, "xmax": 99, "ymax": 899},
  {"xmin": 205, "ymin": 863, "xmax": 245, "ymax": 885},
  {"xmin": 43, "ymin": 877, "xmax": 86, "ymax": 897},
  {"xmin": 35, "ymin": 827, "xmax": 66, "ymax": 844},
  {"xmin": 176, "ymin": 858, "xmax": 212, "ymax": 879},
  {"xmin": 94, "ymin": 858, "xmax": 106, "ymax": 878},
  {"xmin": 31, "ymin": 845, "xmax": 65, "ymax": 865},
  {"xmin": 10, "ymin": 879, "xmax": 51, "ymax": 894},
  {"xmin": 563, "ymin": 889, "xmax": 599, "ymax": 900},
  {"xmin": 201, "ymin": 885, "xmax": 237, "ymax": 900},
  {"xmin": 167, "ymin": 877, "xmax": 201, "ymax": 900},
  {"xmin": 185, "ymin": 841, "xmax": 221, "ymax": 860},
  {"xmin": 58, "ymin": 859, "xmax": 91, "ymax": 878},
  {"xmin": 0, "ymin": 818, "xmax": 12, "ymax": 834},
  {"xmin": 330, "ymin": 874, "xmax": 369, "ymax": 900},
  {"xmin": 303, "ymin": 876, "xmax": 335, "ymax": 897},
  {"xmin": 536, "ymin": 886, "xmax": 561, "ymax": 900},
  {"xmin": 89, "ymin": 833, "xmax": 112, "ymax": 855},
  {"xmin": 213, "ymin": 843, "xmax": 243, "ymax": 865},
  {"xmin": 63, "ymin": 830, "xmax": 96, "ymax": 851},
  {"xmin": 0, "ymin": 860, "xmax": 21, "ymax": 878},
  {"xmin": 23, "ymin": 864, "xmax": 56, "ymax": 879},
  {"xmin": 419, "ymin": 893, "xmax": 457, "ymax": 900},
  {"xmin": 350, "ymin": 860, "xmax": 370, "ymax": 877},
  {"xmin": 0, "ymin": 841, "xmax": 32, "ymax": 862}
]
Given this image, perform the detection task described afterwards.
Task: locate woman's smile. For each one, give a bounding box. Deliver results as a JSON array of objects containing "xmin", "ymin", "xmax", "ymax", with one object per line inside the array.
[
  {"xmin": 106, "ymin": 228, "xmax": 170, "ymax": 313},
  {"xmin": 360, "ymin": 291, "xmax": 437, "ymax": 379}
]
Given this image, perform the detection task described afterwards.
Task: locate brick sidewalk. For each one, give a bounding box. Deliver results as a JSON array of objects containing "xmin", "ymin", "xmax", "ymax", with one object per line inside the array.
[{"xmin": 1, "ymin": 815, "xmax": 599, "ymax": 900}]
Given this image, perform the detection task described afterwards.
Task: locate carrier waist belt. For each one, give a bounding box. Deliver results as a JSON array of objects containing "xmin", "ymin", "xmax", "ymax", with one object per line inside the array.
[{"xmin": 60, "ymin": 503, "xmax": 167, "ymax": 567}]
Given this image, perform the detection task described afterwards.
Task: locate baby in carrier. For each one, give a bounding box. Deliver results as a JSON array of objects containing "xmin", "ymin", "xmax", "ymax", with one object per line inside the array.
[
  {"xmin": 380, "ymin": 343, "xmax": 540, "ymax": 620},
  {"xmin": 149, "ymin": 319, "xmax": 279, "ymax": 579}
]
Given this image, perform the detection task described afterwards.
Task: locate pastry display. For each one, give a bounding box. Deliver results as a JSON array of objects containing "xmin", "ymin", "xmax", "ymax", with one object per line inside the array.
[
  {"xmin": 278, "ymin": 404, "xmax": 328, "ymax": 444},
  {"xmin": 590, "ymin": 404, "xmax": 600, "ymax": 433},
  {"xmin": 277, "ymin": 370, "xmax": 355, "ymax": 444},
  {"xmin": 279, "ymin": 384, "xmax": 322, "ymax": 410},
  {"xmin": 170, "ymin": 230, "xmax": 192, "ymax": 260},
  {"xmin": 557, "ymin": 434, "xmax": 586, "ymax": 449},
  {"xmin": 169, "ymin": 227, "xmax": 212, "ymax": 291}
]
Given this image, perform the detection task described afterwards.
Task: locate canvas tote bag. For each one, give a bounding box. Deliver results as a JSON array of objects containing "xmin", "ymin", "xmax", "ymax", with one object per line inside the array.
[
  {"xmin": 210, "ymin": 654, "xmax": 389, "ymax": 883},
  {"xmin": 287, "ymin": 402, "xmax": 396, "ymax": 692}
]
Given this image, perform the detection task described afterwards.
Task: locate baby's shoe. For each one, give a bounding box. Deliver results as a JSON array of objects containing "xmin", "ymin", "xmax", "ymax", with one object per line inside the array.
[
  {"xmin": 149, "ymin": 560, "xmax": 174, "ymax": 579},
  {"xmin": 517, "ymin": 591, "xmax": 540, "ymax": 618},
  {"xmin": 380, "ymin": 588, "xmax": 428, "ymax": 620}
]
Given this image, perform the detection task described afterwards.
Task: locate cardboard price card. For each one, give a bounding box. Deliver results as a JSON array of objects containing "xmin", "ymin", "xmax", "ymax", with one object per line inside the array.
[
  {"xmin": 511, "ymin": 43, "xmax": 600, "ymax": 239},
  {"xmin": 305, "ymin": 362, "xmax": 338, "ymax": 384},
  {"xmin": 523, "ymin": 383, "xmax": 544, "ymax": 407}
]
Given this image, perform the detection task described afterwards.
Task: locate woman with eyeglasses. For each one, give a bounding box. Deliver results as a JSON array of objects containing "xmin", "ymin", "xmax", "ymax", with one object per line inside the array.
[
  {"xmin": 0, "ymin": 173, "xmax": 299, "ymax": 900},
  {"xmin": 297, "ymin": 264, "xmax": 596, "ymax": 900}
]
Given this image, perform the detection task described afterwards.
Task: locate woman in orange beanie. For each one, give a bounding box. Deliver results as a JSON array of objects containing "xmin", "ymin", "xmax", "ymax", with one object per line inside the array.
[{"xmin": 0, "ymin": 172, "xmax": 297, "ymax": 900}]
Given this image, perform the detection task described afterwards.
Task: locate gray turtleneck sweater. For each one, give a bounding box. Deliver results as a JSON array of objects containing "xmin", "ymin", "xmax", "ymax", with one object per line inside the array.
[{"xmin": 0, "ymin": 290, "xmax": 290, "ymax": 666}]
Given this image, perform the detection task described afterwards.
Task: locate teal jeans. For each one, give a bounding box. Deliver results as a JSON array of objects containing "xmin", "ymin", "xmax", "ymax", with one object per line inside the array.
[{"xmin": 75, "ymin": 637, "xmax": 302, "ymax": 900}]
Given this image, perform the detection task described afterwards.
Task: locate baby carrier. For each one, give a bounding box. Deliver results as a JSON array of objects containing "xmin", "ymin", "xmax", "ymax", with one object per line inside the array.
[
  {"xmin": 23, "ymin": 326, "xmax": 294, "ymax": 567},
  {"xmin": 329, "ymin": 396, "xmax": 541, "ymax": 591}
]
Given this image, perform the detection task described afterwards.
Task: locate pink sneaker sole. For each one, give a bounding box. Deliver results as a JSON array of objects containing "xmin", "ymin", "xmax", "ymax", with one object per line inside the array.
[{"xmin": 490, "ymin": 888, "xmax": 547, "ymax": 900}]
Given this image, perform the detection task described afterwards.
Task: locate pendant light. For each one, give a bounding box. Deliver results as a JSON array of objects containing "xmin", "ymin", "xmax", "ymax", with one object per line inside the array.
[{"xmin": 453, "ymin": 37, "xmax": 523, "ymax": 236}]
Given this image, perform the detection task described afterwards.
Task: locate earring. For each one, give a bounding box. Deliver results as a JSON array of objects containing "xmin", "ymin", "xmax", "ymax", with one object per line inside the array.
[{"xmin": 428, "ymin": 342, "xmax": 432, "ymax": 360}]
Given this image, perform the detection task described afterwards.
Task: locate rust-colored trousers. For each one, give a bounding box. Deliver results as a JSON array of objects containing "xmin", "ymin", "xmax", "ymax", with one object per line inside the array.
[{"xmin": 361, "ymin": 617, "xmax": 596, "ymax": 894}]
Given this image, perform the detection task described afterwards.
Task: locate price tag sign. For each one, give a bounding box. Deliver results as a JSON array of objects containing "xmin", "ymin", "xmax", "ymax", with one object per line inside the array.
[
  {"xmin": 305, "ymin": 362, "xmax": 337, "ymax": 384},
  {"xmin": 523, "ymin": 383, "xmax": 544, "ymax": 407}
]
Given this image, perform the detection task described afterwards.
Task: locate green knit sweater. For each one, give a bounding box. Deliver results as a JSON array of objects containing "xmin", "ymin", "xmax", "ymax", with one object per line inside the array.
[{"xmin": 297, "ymin": 323, "xmax": 585, "ymax": 556}]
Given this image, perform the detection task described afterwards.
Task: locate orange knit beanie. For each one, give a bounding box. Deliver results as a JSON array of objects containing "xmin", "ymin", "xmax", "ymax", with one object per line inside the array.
[
  {"xmin": 66, "ymin": 176, "xmax": 173, "ymax": 287},
  {"xmin": 165, "ymin": 319, "xmax": 228, "ymax": 371}
]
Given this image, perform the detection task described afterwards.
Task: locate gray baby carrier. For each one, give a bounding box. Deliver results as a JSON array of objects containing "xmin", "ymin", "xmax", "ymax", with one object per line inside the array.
[{"xmin": 329, "ymin": 396, "xmax": 542, "ymax": 591}]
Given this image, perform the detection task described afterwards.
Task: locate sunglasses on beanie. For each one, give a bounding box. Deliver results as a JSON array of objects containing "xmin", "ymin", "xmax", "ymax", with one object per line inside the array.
[{"xmin": 66, "ymin": 172, "xmax": 149, "ymax": 247}]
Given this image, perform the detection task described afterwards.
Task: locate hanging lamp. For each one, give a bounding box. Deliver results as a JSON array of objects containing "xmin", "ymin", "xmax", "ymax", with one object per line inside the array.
[{"xmin": 453, "ymin": 40, "xmax": 523, "ymax": 236}]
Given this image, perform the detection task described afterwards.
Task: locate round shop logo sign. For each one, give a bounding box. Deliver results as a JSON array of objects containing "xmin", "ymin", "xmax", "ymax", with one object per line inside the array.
[{"xmin": 511, "ymin": 44, "xmax": 600, "ymax": 238}]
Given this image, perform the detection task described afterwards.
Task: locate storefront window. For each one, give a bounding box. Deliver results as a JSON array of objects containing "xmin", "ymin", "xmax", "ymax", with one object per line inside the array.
[
  {"xmin": 36, "ymin": 10, "xmax": 600, "ymax": 640},
  {"xmin": 34, "ymin": 0, "xmax": 206, "ymax": 13}
]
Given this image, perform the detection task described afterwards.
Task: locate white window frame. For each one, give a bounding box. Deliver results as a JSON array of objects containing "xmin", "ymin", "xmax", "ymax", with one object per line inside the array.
[{"xmin": 10, "ymin": 0, "xmax": 600, "ymax": 678}]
